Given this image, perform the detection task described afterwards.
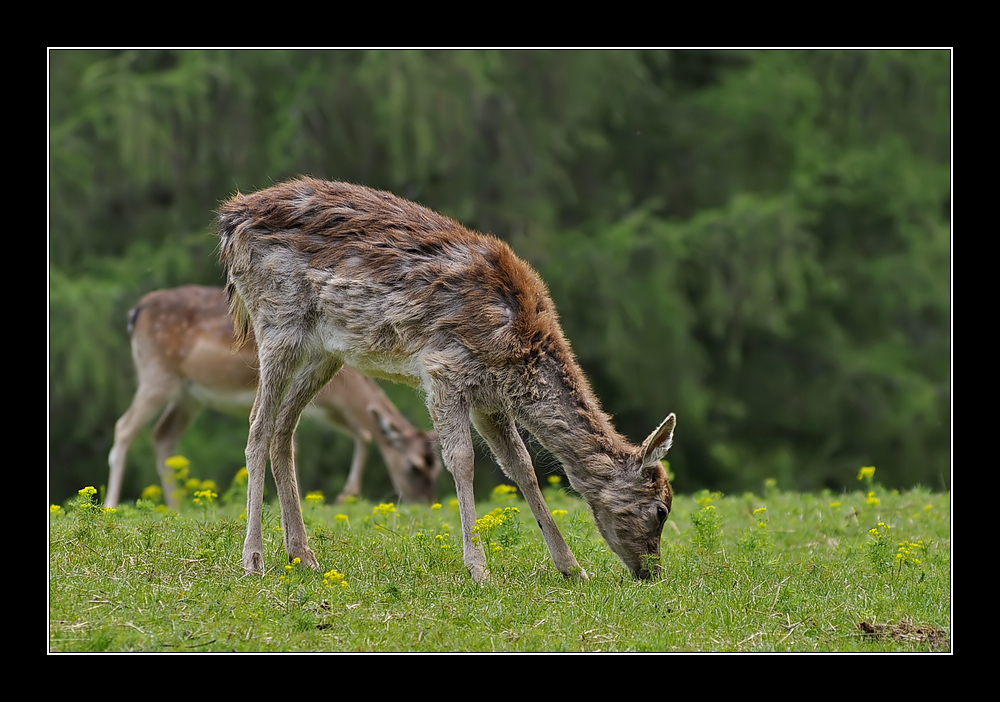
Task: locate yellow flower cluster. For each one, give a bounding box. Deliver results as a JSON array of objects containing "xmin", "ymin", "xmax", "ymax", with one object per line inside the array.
[
  {"xmin": 869, "ymin": 521, "xmax": 892, "ymax": 538},
  {"xmin": 547, "ymin": 475, "xmax": 562, "ymax": 487},
  {"xmin": 324, "ymin": 568, "xmax": 349, "ymax": 589},
  {"xmin": 753, "ymin": 506, "xmax": 767, "ymax": 528},
  {"xmin": 78, "ymin": 486, "xmax": 97, "ymax": 498},
  {"xmin": 552, "ymin": 509, "xmax": 568, "ymax": 518},
  {"xmin": 166, "ymin": 455, "xmax": 191, "ymax": 483},
  {"xmin": 193, "ymin": 488, "xmax": 218, "ymax": 504},
  {"xmin": 472, "ymin": 506, "xmax": 520, "ymax": 534},
  {"xmin": 858, "ymin": 466, "xmax": 876, "ymax": 481},
  {"xmin": 280, "ymin": 557, "xmax": 302, "ymax": 583},
  {"xmin": 493, "ymin": 484, "xmax": 518, "ymax": 498},
  {"xmin": 695, "ymin": 491, "xmax": 722, "ymax": 509},
  {"xmin": 866, "ymin": 491, "xmax": 881, "ymax": 507},
  {"xmin": 373, "ymin": 502, "xmax": 397, "ymax": 517},
  {"xmin": 895, "ymin": 540, "xmax": 926, "ymax": 566},
  {"xmin": 141, "ymin": 485, "xmax": 163, "ymax": 502},
  {"xmin": 305, "ymin": 491, "xmax": 324, "ymax": 505}
]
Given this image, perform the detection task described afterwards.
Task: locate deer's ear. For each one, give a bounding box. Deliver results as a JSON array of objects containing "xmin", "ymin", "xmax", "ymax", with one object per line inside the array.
[
  {"xmin": 370, "ymin": 405, "xmax": 403, "ymax": 442},
  {"xmin": 640, "ymin": 414, "xmax": 675, "ymax": 469}
]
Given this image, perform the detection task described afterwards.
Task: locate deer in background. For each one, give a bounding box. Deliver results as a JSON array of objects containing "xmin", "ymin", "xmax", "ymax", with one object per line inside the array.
[
  {"xmin": 218, "ymin": 177, "xmax": 675, "ymax": 582},
  {"xmin": 107, "ymin": 286, "xmax": 442, "ymax": 510}
]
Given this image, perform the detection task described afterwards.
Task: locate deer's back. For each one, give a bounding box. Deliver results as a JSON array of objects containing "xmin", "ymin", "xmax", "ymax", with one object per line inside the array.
[
  {"xmin": 218, "ymin": 179, "xmax": 565, "ymax": 378},
  {"xmin": 130, "ymin": 285, "xmax": 259, "ymax": 397}
]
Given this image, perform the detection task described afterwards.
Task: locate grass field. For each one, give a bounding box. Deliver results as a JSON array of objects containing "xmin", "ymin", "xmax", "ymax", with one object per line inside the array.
[{"xmin": 49, "ymin": 466, "xmax": 951, "ymax": 652}]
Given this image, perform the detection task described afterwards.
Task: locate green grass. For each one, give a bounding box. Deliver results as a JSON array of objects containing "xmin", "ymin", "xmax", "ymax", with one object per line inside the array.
[{"xmin": 49, "ymin": 477, "xmax": 950, "ymax": 652}]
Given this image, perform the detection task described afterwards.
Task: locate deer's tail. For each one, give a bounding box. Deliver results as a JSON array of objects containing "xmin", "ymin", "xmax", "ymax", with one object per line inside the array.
[
  {"xmin": 225, "ymin": 282, "xmax": 253, "ymax": 352},
  {"xmin": 126, "ymin": 304, "xmax": 143, "ymax": 337},
  {"xmin": 216, "ymin": 194, "xmax": 254, "ymax": 352}
]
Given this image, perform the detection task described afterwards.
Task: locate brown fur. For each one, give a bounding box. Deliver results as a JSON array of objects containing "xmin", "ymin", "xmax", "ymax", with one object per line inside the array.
[
  {"xmin": 107, "ymin": 285, "xmax": 441, "ymax": 509},
  {"xmin": 217, "ymin": 177, "xmax": 675, "ymax": 580}
]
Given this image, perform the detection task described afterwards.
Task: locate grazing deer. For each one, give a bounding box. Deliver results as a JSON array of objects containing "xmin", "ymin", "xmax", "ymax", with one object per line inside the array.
[
  {"xmin": 218, "ymin": 177, "xmax": 675, "ymax": 582},
  {"xmin": 107, "ymin": 285, "xmax": 442, "ymax": 510}
]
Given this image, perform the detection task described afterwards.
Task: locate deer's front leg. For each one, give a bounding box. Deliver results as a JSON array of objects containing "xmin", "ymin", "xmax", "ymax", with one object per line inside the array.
[
  {"xmin": 433, "ymin": 399, "xmax": 488, "ymax": 583},
  {"xmin": 472, "ymin": 410, "xmax": 587, "ymax": 581},
  {"xmin": 337, "ymin": 434, "xmax": 369, "ymax": 502}
]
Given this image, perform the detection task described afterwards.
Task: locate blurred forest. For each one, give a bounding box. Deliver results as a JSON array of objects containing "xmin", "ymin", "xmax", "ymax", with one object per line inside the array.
[{"xmin": 48, "ymin": 49, "xmax": 951, "ymax": 505}]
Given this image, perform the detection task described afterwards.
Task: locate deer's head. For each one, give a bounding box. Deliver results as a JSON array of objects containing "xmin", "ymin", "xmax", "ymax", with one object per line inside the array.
[
  {"xmin": 372, "ymin": 407, "xmax": 443, "ymax": 503},
  {"xmin": 590, "ymin": 414, "xmax": 675, "ymax": 579}
]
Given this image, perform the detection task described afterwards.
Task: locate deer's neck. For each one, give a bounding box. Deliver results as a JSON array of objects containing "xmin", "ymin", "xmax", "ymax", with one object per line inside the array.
[{"xmin": 514, "ymin": 350, "xmax": 633, "ymax": 500}]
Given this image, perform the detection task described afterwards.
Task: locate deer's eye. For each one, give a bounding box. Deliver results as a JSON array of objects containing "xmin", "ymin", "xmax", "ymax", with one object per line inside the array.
[{"xmin": 656, "ymin": 504, "xmax": 668, "ymax": 526}]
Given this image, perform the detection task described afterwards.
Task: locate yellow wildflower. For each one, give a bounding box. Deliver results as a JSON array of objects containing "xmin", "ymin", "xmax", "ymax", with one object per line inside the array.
[
  {"xmin": 141, "ymin": 485, "xmax": 163, "ymax": 502},
  {"xmin": 493, "ymin": 484, "xmax": 518, "ymax": 498},
  {"xmin": 373, "ymin": 502, "xmax": 397, "ymax": 517},
  {"xmin": 193, "ymin": 488, "xmax": 217, "ymax": 504}
]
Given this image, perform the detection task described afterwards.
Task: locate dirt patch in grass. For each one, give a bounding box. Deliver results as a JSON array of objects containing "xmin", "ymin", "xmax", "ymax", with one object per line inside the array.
[{"xmin": 858, "ymin": 619, "xmax": 949, "ymax": 650}]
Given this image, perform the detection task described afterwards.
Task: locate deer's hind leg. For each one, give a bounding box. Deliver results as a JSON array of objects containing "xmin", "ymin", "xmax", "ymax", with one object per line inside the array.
[
  {"xmin": 471, "ymin": 410, "xmax": 587, "ymax": 581},
  {"xmin": 107, "ymin": 370, "xmax": 182, "ymax": 508},
  {"xmin": 243, "ymin": 344, "xmax": 302, "ymax": 575},
  {"xmin": 270, "ymin": 354, "xmax": 345, "ymax": 569},
  {"xmin": 151, "ymin": 395, "xmax": 203, "ymax": 510}
]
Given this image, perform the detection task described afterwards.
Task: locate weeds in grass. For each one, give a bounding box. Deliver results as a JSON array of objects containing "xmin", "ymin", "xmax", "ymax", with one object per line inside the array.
[
  {"xmin": 691, "ymin": 490, "xmax": 723, "ymax": 554},
  {"xmin": 472, "ymin": 506, "xmax": 523, "ymax": 564}
]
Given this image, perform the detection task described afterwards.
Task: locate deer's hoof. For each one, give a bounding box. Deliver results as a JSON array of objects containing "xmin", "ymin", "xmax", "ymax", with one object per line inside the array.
[
  {"xmin": 243, "ymin": 550, "xmax": 264, "ymax": 575},
  {"xmin": 291, "ymin": 548, "xmax": 321, "ymax": 571}
]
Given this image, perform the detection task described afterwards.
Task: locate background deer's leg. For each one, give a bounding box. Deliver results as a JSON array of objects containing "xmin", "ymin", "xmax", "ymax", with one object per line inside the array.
[
  {"xmin": 337, "ymin": 433, "xmax": 369, "ymax": 502},
  {"xmin": 270, "ymin": 356, "xmax": 345, "ymax": 569},
  {"xmin": 432, "ymin": 397, "xmax": 488, "ymax": 582},
  {"xmin": 107, "ymin": 375, "xmax": 180, "ymax": 508},
  {"xmin": 471, "ymin": 410, "xmax": 588, "ymax": 581},
  {"xmin": 151, "ymin": 396, "xmax": 203, "ymax": 510}
]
